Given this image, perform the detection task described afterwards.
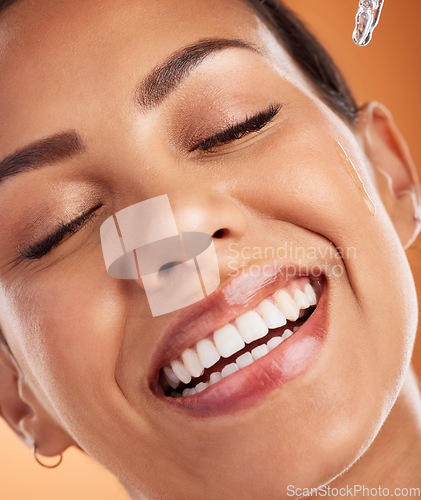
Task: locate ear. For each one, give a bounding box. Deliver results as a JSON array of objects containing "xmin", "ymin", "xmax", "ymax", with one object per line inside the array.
[
  {"xmin": 0, "ymin": 341, "xmax": 77, "ymax": 458},
  {"xmin": 357, "ymin": 102, "xmax": 421, "ymax": 249}
]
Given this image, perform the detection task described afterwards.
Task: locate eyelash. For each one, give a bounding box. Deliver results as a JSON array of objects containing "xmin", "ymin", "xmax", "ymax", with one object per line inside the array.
[
  {"xmin": 18, "ymin": 204, "xmax": 103, "ymax": 261},
  {"xmin": 192, "ymin": 103, "xmax": 282, "ymax": 152},
  {"xmin": 16, "ymin": 105, "xmax": 280, "ymax": 260}
]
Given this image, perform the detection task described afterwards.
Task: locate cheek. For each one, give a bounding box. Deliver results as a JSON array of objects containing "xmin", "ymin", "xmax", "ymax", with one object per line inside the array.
[
  {"xmin": 217, "ymin": 103, "xmax": 349, "ymax": 235},
  {"xmin": 3, "ymin": 251, "xmax": 131, "ymax": 404},
  {"xmin": 214, "ymin": 97, "xmax": 416, "ymax": 447}
]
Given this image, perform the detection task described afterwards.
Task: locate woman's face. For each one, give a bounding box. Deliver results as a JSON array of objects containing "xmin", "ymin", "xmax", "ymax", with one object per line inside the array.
[{"xmin": 0, "ymin": 0, "xmax": 418, "ymax": 497}]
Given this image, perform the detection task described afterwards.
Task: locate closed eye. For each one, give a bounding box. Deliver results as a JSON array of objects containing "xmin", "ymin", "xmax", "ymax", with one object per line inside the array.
[
  {"xmin": 191, "ymin": 103, "xmax": 281, "ymax": 153},
  {"xmin": 17, "ymin": 203, "xmax": 103, "ymax": 260}
]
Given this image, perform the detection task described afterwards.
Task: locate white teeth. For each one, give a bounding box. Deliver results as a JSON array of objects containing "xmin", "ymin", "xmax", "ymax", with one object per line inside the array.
[
  {"xmin": 170, "ymin": 359, "xmax": 192, "ymax": 384},
  {"xmin": 196, "ymin": 338, "xmax": 220, "ymax": 369},
  {"xmin": 283, "ymin": 329, "xmax": 293, "ymax": 340},
  {"xmin": 181, "ymin": 348, "xmax": 205, "ymax": 378},
  {"xmin": 221, "ymin": 363, "xmax": 239, "ymax": 378},
  {"xmin": 255, "ymin": 299, "xmax": 287, "ymax": 329},
  {"xmin": 251, "ymin": 344, "xmax": 270, "ymax": 360},
  {"xmin": 275, "ymin": 290, "xmax": 300, "ymax": 321},
  {"xmin": 163, "ymin": 366, "xmax": 180, "ymax": 389},
  {"xmin": 213, "ymin": 324, "xmax": 245, "ymax": 358},
  {"xmin": 165, "ymin": 279, "xmax": 320, "ymax": 397},
  {"xmin": 235, "ymin": 351, "xmax": 254, "ymax": 369},
  {"xmin": 234, "ymin": 310, "xmax": 268, "ymax": 344},
  {"xmin": 209, "ymin": 371, "xmax": 222, "ymax": 385},
  {"xmin": 195, "ymin": 382, "xmax": 209, "ymax": 393},
  {"xmin": 304, "ymin": 283, "xmax": 317, "ymax": 306},
  {"xmin": 293, "ymin": 289, "xmax": 311, "ymax": 310},
  {"xmin": 267, "ymin": 336, "xmax": 283, "ymax": 351}
]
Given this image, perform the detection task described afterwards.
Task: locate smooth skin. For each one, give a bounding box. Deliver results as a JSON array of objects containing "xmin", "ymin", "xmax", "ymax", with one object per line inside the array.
[{"xmin": 0, "ymin": 0, "xmax": 420, "ymax": 498}]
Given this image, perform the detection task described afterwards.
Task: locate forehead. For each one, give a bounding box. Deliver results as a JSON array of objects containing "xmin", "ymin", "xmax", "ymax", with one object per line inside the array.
[{"xmin": 0, "ymin": 0, "xmax": 305, "ymax": 155}]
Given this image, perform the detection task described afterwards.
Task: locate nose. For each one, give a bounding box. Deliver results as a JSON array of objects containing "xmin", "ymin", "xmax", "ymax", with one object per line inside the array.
[
  {"xmin": 168, "ymin": 186, "xmax": 248, "ymax": 252},
  {"xmin": 100, "ymin": 190, "xmax": 247, "ymax": 316}
]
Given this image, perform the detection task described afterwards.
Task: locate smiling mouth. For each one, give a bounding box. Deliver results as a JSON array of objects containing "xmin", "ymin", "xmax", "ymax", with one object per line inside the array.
[{"xmin": 157, "ymin": 276, "xmax": 321, "ymax": 399}]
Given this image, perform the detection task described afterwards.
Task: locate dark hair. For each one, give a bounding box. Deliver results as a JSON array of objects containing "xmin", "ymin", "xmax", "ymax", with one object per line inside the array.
[
  {"xmin": 0, "ymin": 0, "xmax": 357, "ymax": 352},
  {"xmin": 244, "ymin": 0, "xmax": 358, "ymax": 122},
  {"xmin": 0, "ymin": 0, "xmax": 357, "ymax": 123},
  {"xmin": 0, "ymin": 0, "xmax": 18, "ymax": 13}
]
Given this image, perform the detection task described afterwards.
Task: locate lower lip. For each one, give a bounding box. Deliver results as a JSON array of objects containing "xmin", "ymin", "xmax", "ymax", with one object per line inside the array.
[{"xmin": 153, "ymin": 278, "xmax": 328, "ymax": 417}]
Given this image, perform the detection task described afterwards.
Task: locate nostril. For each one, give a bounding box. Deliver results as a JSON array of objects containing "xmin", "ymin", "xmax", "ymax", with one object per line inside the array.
[
  {"xmin": 158, "ymin": 261, "xmax": 183, "ymax": 273},
  {"xmin": 212, "ymin": 228, "xmax": 228, "ymax": 239}
]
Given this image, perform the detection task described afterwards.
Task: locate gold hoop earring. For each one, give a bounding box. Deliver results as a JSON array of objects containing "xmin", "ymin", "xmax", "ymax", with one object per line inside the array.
[{"xmin": 33, "ymin": 443, "xmax": 63, "ymax": 469}]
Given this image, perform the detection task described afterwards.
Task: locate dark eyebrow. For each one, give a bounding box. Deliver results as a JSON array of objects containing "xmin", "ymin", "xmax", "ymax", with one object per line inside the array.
[
  {"xmin": 0, "ymin": 131, "xmax": 84, "ymax": 185},
  {"xmin": 0, "ymin": 38, "xmax": 257, "ymax": 184},
  {"xmin": 136, "ymin": 37, "xmax": 259, "ymax": 109}
]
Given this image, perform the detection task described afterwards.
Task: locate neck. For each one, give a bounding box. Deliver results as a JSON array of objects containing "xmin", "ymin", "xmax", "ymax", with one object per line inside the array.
[{"xmin": 331, "ymin": 366, "xmax": 421, "ymax": 489}]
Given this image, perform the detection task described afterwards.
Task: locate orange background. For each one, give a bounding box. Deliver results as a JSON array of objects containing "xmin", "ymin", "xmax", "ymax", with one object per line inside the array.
[{"xmin": 1, "ymin": 1, "xmax": 420, "ymax": 498}]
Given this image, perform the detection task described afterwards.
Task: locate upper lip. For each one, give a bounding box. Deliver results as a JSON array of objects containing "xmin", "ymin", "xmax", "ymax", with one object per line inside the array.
[{"xmin": 148, "ymin": 262, "xmax": 324, "ymax": 390}]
